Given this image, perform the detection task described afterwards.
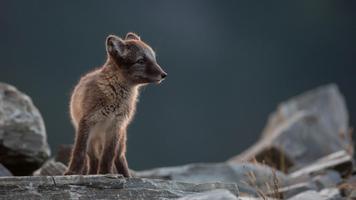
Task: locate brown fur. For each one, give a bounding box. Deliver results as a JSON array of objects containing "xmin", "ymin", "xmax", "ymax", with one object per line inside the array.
[{"xmin": 64, "ymin": 33, "xmax": 167, "ymax": 176}]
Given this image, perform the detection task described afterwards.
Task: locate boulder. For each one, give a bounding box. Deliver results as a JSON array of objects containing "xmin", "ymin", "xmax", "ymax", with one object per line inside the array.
[
  {"xmin": 339, "ymin": 175, "xmax": 356, "ymax": 198},
  {"xmin": 287, "ymin": 188, "xmax": 342, "ymax": 200},
  {"xmin": 273, "ymin": 182, "xmax": 317, "ymax": 199},
  {"xmin": 229, "ymin": 84, "xmax": 352, "ymax": 172},
  {"xmin": 33, "ymin": 159, "xmax": 67, "ymax": 176},
  {"xmin": 0, "ymin": 83, "xmax": 50, "ymax": 175},
  {"xmin": 136, "ymin": 162, "xmax": 291, "ymax": 196},
  {"xmin": 312, "ymin": 170, "xmax": 343, "ymax": 190},
  {"xmin": 288, "ymin": 150, "xmax": 353, "ymax": 178},
  {"xmin": 0, "ymin": 164, "xmax": 12, "ymax": 176},
  {"xmin": 177, "ymin": 189, "xmax": 238, "ymax": 200},
  {"xmin": 269, "ymin": 170, "xmax": 343, "ymax": 199},
  {"xmin": 0, "ymin": 175, "xmax": 239, "ymax": 199}
]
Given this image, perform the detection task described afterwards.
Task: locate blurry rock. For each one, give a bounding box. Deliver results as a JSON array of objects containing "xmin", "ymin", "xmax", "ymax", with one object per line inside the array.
[
  {"xmin": 33, "ymin": 159, "xmax": 66, "ymax": 176},
  {"xmin": 347, "ymin": 190, "xmax": 356, "ymax": 200},
  {"xmin": 270, "ymin": 182, "xmax": 317, "ymax": 199},
  {"xmin": 55, "ymin": 144, "xmax": 72, "ymax": 165},
  {"xmin": 0, "ymin": 164, "xmax": 12, "ymax": 176},
  {"xmin": 0, "ymin": 83, "xmax": 50, "ymax": 175},
  {"xmin": 318, "ymin": 188, "xmax": 342, "ymax": 200},
  {"xmin": 269, "ymin": 170, "xmax": 344, "ymax": 199},
  {"xmin": 230, "ymin": 84, "xmax": 352, "ymax": 172},
  {"xmin": 177, "ymin": 189, "xmax": 238, "ymax": 200},
  {"xmin": 137, "ymin": 162, "xmax": 291, "ymax": 196},
  {"xmin": 238, "ymin": 197, "xmax": 269, "ymax": 200},
  {"xmin": 287, "ymin": 188, "xmax": 342, "ymax": 200},
  {"xmin": 289, "ymin": 150, "xmax": 353, "ymax": 178},
  {"xmin": 312, "ymin": 170, "xmax": 343, "ymax": 190},
  {"xmin": 287, "ymin": 190, "xmax": 321, "ymax": 200},
  {"xmin": 339, "ymin": 175, "xmax": 356, "ymax": 198},
  {"xmin": 0, "ymin": 175, "xmax": 239, "ymax": 199}
]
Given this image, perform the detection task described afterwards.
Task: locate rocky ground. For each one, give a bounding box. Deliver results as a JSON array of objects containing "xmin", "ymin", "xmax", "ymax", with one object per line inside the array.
[{"xmin": 0, "ymin": 82, "xmax": 355, "ymax": 200}]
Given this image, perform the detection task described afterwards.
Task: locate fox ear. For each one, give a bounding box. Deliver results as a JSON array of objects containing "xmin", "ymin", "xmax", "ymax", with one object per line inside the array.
[
  {"xmin": 106, "ymin": 35, "xmax": 126, "ymax": 58},
  {"xmin": 125, "ymin": 32, "xmax": 141, "ymax": 40}
]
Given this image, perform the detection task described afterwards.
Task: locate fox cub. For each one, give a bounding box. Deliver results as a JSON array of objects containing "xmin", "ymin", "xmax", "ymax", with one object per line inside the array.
[{"xmin": 64, "ymin": 32, "xmax": 167, "ymax": 177}]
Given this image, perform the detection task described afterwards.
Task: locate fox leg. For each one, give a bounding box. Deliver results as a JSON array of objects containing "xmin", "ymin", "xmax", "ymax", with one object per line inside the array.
[
  {"xmin": 115, "ymin": 130, "xmax": 131, "ymax": 177},
  {"xmin": 98, "ymin": 123, "xmax": 118, "ymax": 174},
  {"xmin": 64, "ymin": 118, "xmax": 92, "ymax": 175}
]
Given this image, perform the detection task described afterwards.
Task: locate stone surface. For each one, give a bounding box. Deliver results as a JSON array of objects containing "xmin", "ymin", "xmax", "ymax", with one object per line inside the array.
[
  {"xmin": 289, "ymin": 150, "xmax": 353, "ymax": 178},
  {"xmin": 137, "ymin": 162, "xmax": 291, "ymax": 196},
  {"xmin": 312, "ymin": 170, "xmax": 343, "ymax": 190},
  {"xmin": 347, "ymin": 190, "xmax": 356, "ymax": 200},
  {"xmin": 268, "ymin": 170, "xmax": 343, "ymax": 199},
  {"xmin": 0, "ymin": 175, "xmax": 239, "ymax": 200},
  {"xmin": 229, "ymin": 84, "xmax": 352, "ymax": 172},
  {"xmin": 271, "ymin": 182, "xmax": 318, "ymax": 199},
  {"xmin": 33, "ymin": 159, "xmax": 67, "ymax": 176},
  {"xmin": 339, "ymin": 175, "xmax": 356, "ymax": 198},
  {"xmin": 177, "ymin": 189, "xmax": 238, "ymax": 200},
  {"xmin": 318, "ymin": 188, "xmax": 343, "ymax": 200},
  {"xmin": 0, "ymin": 163, "xmax": 12, "ymax": 176},
  {"xmin": 0, "ymin": 83, "xmax": 50, "ymax": 175},
  {"xmin": 287, "ymin": 188, "xmax": 342, "ymax": 200}
]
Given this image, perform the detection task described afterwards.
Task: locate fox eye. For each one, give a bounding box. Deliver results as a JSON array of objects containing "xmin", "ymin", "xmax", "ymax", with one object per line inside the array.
[{"xmin": 136, "ymin": 58, "xmax": 145, "ymax": 64}]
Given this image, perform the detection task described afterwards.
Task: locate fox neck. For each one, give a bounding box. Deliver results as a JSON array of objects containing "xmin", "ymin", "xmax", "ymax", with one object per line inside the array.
[
  {"xmin": 100, "ymin": 59, "xmax": 140, "ymax": 101},
  {"xmin": 102, "ymin": 59, "xmax": 130, "ymax": 87}
]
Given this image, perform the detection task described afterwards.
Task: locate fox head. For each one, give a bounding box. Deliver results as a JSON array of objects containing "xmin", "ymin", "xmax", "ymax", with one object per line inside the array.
[{"xmin": 106, "ymin": 32, "xmax": 167, "ymax": 84}]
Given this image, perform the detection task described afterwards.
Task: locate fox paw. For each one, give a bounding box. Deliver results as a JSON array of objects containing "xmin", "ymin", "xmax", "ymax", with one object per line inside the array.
[{"xmin": 63, "ymin": 170, "xmax": 77, "ymax": 175}]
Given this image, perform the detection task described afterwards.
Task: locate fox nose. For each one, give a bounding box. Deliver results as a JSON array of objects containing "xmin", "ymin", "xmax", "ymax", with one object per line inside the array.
[{"xmin": 161, "ymin": 72, "xmax": 167, "ymax": 79}]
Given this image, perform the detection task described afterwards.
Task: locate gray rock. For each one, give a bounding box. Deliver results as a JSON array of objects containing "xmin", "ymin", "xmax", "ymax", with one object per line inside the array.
[
  {"xmin": 268, "ymin": 170, "xmax": 343, "ymax": 199},
  {"xmin": 137, "ymin": 162, "xmax": 291, "ymax": 196},
  {"xmin": 312, "ymin": 170, "xmax": 343, "ymax": 190},
  {"xmin": 0, "ymin": 163, "xmax": 12, "ymax": 176},
  {"xmin": 287, "ymin": 188, "xmax": 342, "ymax": 200},
  {"xmin": 33, "ymin": 159, "xmax": 67, "ymax": 176},
  {"xmin": 318, "ymin": 188, "xmax": 343, "ymax": 200},
  {"xmin": 0, "ymin": 83, "xmax": 50, "ymax": 175},
  {"xmin": 0, "ymin": 175, "xmax": 239, "ymax": 200},
  {"xmin": 229, "ymin": 84, "xmax": 352, "ymax": 172},
  {"xmin": 289, "ymin": 150, "xmax": 353, "ymax": 178},
  {"xmin": 340, "ymin": 175, "xmax": 356, "ymax": 198},
  {"xmin": 287, "ymin": 190, "xmax": 322, "ymax": 200},
  {"xmin": 271, "ymin": 181, "xmax": 318, "ymax": 199},
  {"xmin": 347, "ymin": 190, "xmax": 356, "ymax": 200},
  {"xmin": 177, "ymin": 189, "xmax": 238, "ymax": 200}
]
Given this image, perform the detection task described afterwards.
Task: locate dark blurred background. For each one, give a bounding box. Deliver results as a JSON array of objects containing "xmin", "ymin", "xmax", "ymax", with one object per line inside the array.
[{"xmin": 0, "ymin": 1, "xmax": 355, "ymax": 170}]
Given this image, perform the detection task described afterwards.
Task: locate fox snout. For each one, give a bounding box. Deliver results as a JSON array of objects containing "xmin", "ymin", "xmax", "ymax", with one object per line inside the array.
[
  {"xmin": 150, "ymin": 64, "xmax": 167, "ymax": 84},
  {"xmin": 156, "ymin": 65, "xmax": 167, "ymax": 80}
]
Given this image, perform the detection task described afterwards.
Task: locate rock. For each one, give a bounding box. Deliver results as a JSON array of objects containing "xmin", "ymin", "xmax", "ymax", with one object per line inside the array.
[
  {"xmin": 270, "ymin": 182, "xmax": 318, "ymax": 199},
  {"xmin": 289, "ymin": 150, "xmax": 353, "ymax": 178},
  {"xmin": 312, "ymin": 170, "xmax": 343, "ymax": 190},
  {"xmin": 229, "ymin": 84, "xmax": 352, "ymax": 172},
  {"xmin": 238, "ymin": 197, "xmax": 272, "ymax": 200},
  {"xmin": 287, "ymin": 190, "xmax": 321, "ymax": 200},
  {"xmin": 0, "ymin": 83, "xmax": 50, "ymax": 175},
  {"xmin": 318, "ymin": 188, "xmax": 343, "ymax": 200},
  {"xmin": 287, "ymin": 188, "xmax": 342, "ymax": 200},
  {"xmin": 267, "ymin": 170, "xmax": 343, "ymax": 199},
  {"xmin": 347, "ymin": 190, "xmax": 356, "ymax": 200},
  {"xmin": 33, "ymin": 159, "xmax": 67, "ymax": 176},
  {"xmin": 0, "ymin": 163, "xmax": 12, "ymax": 176},
  {"xmin": 0, "ymin": 175, "xmax": 239, "ymax": 199},
  {"xmin": 177, "ymin": 189, "xmax": 238, "ymax": 200},
  {"xmin": 137, "ymin": 162, "xmax": 291, "ymax": 196},
  {"xmin": 55, "ymin": 144, "xmax": 72, "ymax": 165},
  {"xmin": 339, "ymin": 175, "xmax": 356, "ymax": 198}
]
